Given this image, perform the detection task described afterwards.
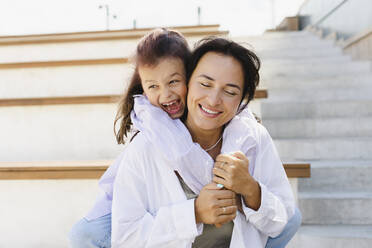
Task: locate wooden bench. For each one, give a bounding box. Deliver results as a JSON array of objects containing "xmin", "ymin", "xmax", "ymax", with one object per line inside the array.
[{"xmin": 0, "ymin": 161, "xmax": 310, "ymax": 180}]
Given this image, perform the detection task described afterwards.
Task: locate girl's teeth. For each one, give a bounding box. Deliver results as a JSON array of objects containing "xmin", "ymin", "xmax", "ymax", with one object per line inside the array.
[
  {"xmin": 163, "ymin": 100, "xmax": 182, "ymax": 114},
  {"xmin": 163, "ymin": 101, "xmax": 177, "ymax": 106}
]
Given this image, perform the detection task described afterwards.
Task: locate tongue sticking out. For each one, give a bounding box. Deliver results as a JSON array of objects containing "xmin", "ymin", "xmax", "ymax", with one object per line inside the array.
[{"xmin": 164, "ymin": 101, "xmax": 183, "ymax": 115}]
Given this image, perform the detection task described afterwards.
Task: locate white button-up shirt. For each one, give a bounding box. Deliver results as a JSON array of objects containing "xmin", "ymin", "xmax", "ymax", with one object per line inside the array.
[{"xmin": 109, "ymin": 96, "xmax": 295, "ymax": 248}]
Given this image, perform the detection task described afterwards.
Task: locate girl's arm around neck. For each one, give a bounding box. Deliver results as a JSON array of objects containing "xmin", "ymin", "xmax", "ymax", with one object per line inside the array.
[{"xmin": 111, "ymin": 136, "xmax": 200, "ymax": 247}]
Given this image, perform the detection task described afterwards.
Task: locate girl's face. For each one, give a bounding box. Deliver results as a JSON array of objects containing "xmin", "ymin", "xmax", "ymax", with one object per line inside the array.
[
  {"xmin": 186, "ymin": 52, "xmax": 244, "ymax": 132},
  {"xmin": 139, "ymin": 57, "xmax": 187, "ymax": 119}
]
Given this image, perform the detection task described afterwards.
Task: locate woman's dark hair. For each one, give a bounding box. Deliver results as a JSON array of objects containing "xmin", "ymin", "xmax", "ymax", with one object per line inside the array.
[
  {"xmin": 187, "ymin": 37, "xmax": 260, "ymax": 111},
  {"xmin": 114, "ymin": 28, "xmax": 191, "ymax": 144}
]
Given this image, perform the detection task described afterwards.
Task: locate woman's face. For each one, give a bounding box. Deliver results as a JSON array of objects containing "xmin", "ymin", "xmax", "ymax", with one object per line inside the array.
[
  {"xmin": 186, "ymin": 52, "xmax": 244, "ymax": 132},
  {"xmin": 139, "ymin": 57, "xmax": 187, "ymax": 119}
]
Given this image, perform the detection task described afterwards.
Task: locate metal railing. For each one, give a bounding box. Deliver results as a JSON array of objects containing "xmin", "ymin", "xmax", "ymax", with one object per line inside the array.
[
  {"xmin": 298, "ymin": 0, "xmax": 371, "ymax": 38},
  {"xmin": 314, "ymin": 0, "xmax": 350, "ymax": 26}
]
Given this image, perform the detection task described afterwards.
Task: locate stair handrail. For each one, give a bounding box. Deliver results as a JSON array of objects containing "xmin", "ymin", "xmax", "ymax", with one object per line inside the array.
[{"xmin": 298, "ymin": 0, "xmax": 351, "ymax": 26}]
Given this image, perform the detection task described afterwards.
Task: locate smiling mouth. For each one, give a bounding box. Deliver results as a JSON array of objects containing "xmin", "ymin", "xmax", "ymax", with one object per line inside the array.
[
  {"xmin": 161, "ymin": 100, "xmax": 183, "ymax": 115},
  {"xmin": 199, "ymin": 104, "xmax": 222, "ymax": 117}
]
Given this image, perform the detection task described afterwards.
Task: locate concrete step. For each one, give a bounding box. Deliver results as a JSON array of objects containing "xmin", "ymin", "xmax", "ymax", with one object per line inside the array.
[
  {"xmin": 298, "ymin": 161, "xmax": 372, "ymax": 193},
  {"xmin": 261, "ymin": 31, "xmax": 317, "ymax": 38},
  {"xmin": 264, "ymin": 117, "xmax": 372, "ymax": 138},
  {"xmin": 234, "ymin": 36, "xmax": 336, "ymax": 50},
  {"xmin": 0, "ymin": 36, "xmax": 338, "ymax": 65},
  {"xmin": 234, "ymin": 31, "xmax": 317, "ymax": 42},
  {"xmin": 0, "ymin": 35, "xmax": 206, "ymax": 63},
  {"xmin": 0, "ymin": 31, "xmax": 321, "ymax": 63},
  {"xmin": 261, "ymin": 100, "xmax": 372, "ymax": 119},
  {"xmin": 274, "ymin": 138, "xmax": 372, "ymax": 161},
  {"xmin": 261, "ymin": 60, "xmax": 371, "ymax": 77},
  {"xmin": 260, "ymin": 73, "xmax": 372, "ymax": 89},
  {"xmin": 261, "ymin": 57, "xmax": 360, "ymax": 68},
  {"xmin": 2, "ymin": 57, "xmax": 360, "ymax": 99},
  {"xmin": 268, "ymin": 87, "xmax": 372, "ymax": 102},
  {"xmin": 0, "ymin": 34, "xmax": 329, "ymax": 64},
  {"xmin": 0, "ymin": 63, "xmax": 131, "ymax": 99},
  {"xmin": 0, "ymin": 104, "xmax": 123, "ymax": 161},
  {"xmin": 257, "ymin": 46, "xmax": 343, "ymax": 59},
  {"xmin": 288, "ymin": 224, "xmax": 372, "ymax": 248},
  {"xmin": 299, "ymin": 192, "xmax": 372, "ymax": 225},
  {"xmin": 0, "ymin": 40, "xmax": 137, "ymax": 64},
  {"xmin": 261, "ymin": 56, "xmax": 351, "ymax": 66}
]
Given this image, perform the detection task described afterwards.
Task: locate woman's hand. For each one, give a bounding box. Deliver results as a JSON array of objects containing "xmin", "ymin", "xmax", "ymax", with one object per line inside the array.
[
  {"xmin": 195, "ymin": 183, "xmax": 238, "ymax": 227},
  {"xmin": 213, "ymin": 151, "xmax": 261, "ymax": 211}
]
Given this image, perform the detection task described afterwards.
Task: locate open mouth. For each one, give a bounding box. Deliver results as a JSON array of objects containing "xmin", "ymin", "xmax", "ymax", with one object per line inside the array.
[
  {"xmin": 199, "ymin": 104, "xmax": 222, "ymax": 118},
  {"xmin": 161, "ymin": 99, "xmax": 183, "ymax": 115}
]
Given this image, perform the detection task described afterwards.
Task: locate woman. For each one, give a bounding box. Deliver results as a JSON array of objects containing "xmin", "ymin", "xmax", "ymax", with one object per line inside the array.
[{"xmin": 111, "ymin": 37, "xmax": 296, "ymax": 247}]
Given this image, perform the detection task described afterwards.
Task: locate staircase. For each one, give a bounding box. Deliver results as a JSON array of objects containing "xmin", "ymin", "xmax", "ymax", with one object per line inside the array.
[
  {"xmin": 245, "ymin": 31, "xmax": 372, "ymax": 247},
  {"xmin": 1, "ymin": 27, "xmax": 370, "ymax": 247}
]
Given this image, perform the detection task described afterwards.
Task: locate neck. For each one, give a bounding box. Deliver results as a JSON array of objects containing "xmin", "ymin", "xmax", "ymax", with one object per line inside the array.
[{"xmin": 185, "ymin": 115, "xmax": 223, "ymax": 152}]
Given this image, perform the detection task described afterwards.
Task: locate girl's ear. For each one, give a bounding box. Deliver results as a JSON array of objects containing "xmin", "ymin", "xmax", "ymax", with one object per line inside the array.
[{"xmin": 142, "ymin": 92, "xmax": 146, "ymax": 97}]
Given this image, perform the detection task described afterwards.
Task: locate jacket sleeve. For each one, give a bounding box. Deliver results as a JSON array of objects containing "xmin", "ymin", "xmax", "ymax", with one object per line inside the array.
[
  {"xmin": 241, "ymin": 124, "xmax": 295, "ymax": 238},
  {"xmin": 111, "ymin": 152, "xmax": 200, "ymax": 248}
]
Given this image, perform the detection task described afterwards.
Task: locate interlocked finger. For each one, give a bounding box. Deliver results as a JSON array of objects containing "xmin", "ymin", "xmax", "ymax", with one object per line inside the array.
[
  {"xmin": 221, "ymin": 161, "xmax": 228, "ymax": 170},
  {"xmin": 216, "ymin": 154, "xmax": 238, "ymax": 170},
  {"xmin": 215, "ymin": 190, "xmax": 236, "ymax": 200},
  {"xmin": 218, "ymin": 205, "xmax": 237, "ymax": 216},
  {"xmin": 216, "ymin": 213, "xmax": 237, "ymax": 226},
  {"xmin": 218, "ymin": 198, "xmax": 236, "ymax": 207},
  {"xmin": 216, "ymin": 161, "xmax": 229, "ymax": 171},
  {"xmin": 213, "ymin": 167, "xmax": 229, "ymax": 180}
]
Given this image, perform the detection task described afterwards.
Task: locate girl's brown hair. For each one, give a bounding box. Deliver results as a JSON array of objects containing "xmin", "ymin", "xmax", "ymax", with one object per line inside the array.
[{"xmin": 114, "ymin": 28, "xmax": 191, "ymax": 144}]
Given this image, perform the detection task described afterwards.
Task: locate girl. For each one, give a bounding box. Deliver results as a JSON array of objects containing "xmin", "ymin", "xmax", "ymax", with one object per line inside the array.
[{"xmin": 69, "ymin": 28, "xmax": 194, "ymax": 247}]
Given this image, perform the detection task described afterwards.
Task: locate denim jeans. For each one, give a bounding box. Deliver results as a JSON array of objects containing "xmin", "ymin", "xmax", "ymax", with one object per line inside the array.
[
  {"xmin": 69, "ymin": 213, "xmax": 111, "ymax": 248},
  {"xmin": 69, "ymin": 207, "xmax": 301, "ymax": 248},
  {"xmin": 265, "ymin": 207, "xmax": 302, "ymax": 248}
]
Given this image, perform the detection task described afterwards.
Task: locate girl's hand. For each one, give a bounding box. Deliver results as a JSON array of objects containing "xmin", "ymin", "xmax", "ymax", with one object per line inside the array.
[{"xmin": 213, "ymin": 151, "xmax": 261, "ymax": 211}]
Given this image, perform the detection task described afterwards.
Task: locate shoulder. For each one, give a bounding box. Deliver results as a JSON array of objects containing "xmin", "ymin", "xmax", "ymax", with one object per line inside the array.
[
  {"xmin": 255, "ymin": 122, "xmax": 272, "ymax": 142},
  {"xmin": 117, "ymin": 132, "xmax": 154, "ymax": 174},
  {"xmin": 125, "ymin": 132, "xmax": 153, "ymax": 155},
  {"xmin": 256, "ymin": 122, "xmax": 270, "ymax": 137}
]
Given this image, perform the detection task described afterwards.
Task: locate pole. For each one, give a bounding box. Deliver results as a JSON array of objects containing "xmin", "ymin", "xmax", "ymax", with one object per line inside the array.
[
  {"xmin": 106, "ymin": 5, "xmax": 109, "ymax": 31},
  {"xmin": 197, "ymin": 6, "xmax": 201, "ymax": 25},
  {"xmin": 270, "ymin": 0, "xmax": 275, "ymax": 29},
  {"xmin": 99, "ymin": 4, "xmax": 116, "ymax": 31}
]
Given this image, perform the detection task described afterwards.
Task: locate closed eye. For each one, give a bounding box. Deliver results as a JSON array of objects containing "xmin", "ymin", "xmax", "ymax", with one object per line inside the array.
[
  {"xmin": 148, "ymin": 85, "xmax": 158, "ymax": 89},
  {"xmin": 169, "ymin": 80, "xmax": 180, "ymax": 85},
  {"xmin": 200, "ymin": 82, "xmax": 211, "ymax": 87},
  {"xmin": 225, "ymin": 90, "xmax": 237, "ymax": 96}
]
